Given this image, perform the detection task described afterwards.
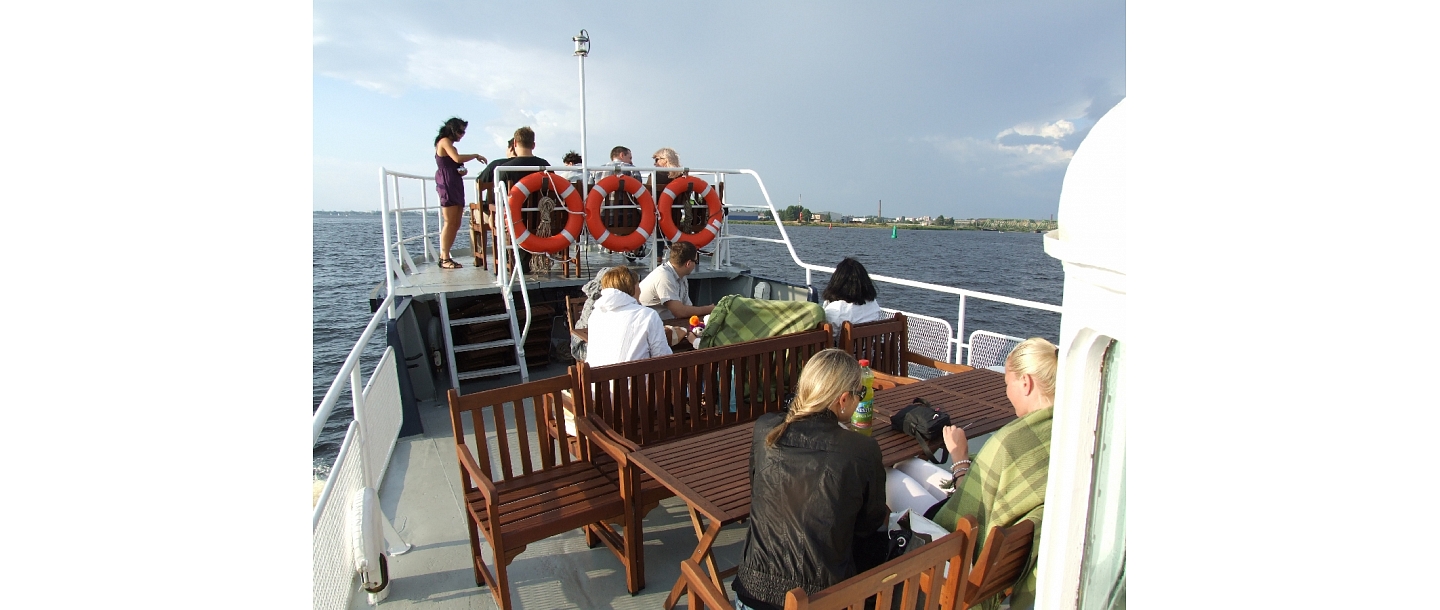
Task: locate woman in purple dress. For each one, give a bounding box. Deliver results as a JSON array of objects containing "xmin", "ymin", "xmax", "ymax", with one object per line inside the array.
[{"xmin": 434, "ymin": 118, "xmax": 487, "ymax": 269}]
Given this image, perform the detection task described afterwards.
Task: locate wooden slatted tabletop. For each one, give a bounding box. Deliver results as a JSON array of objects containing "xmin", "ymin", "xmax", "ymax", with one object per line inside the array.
[
  {"xmin": 628, "ymin": 368, "xmax": 1015, "ymax": 609},
  {"xmin": 872, "ymin": 368, "xmax": 1014, "ymax": 437}
]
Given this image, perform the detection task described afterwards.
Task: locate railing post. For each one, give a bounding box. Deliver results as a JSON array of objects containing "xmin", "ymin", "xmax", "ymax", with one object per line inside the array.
[
  {"xmin": 379, "ymin": 169, "xmax": 396, "ymax": 297},
  {"xmin": 350, "ymin": 366, "xmax": 371, "ymax": 483},
  {"xmin": 421, "ymin": 185, "xmax": 433, "ymax": 263},
  {"xmin": 494, "ymin": 178, "xmax": 507, "ymax": 285},
  {"xmin": 955, "ymin": 295, "xmax": 967, "ymax": 365}
]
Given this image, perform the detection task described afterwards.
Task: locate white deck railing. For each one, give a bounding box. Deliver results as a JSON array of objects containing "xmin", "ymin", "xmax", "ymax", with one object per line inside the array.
[
  {"xmin": 488, "ymin": 166, "xmax": 1062, "ymax": 364},
  {"xmin": 378, "ymin": 169, "xmax": 454, "ymax": 293},
  {"xmin": 312, "ymin": 293, "xmax": 407, "ymax": 610}
]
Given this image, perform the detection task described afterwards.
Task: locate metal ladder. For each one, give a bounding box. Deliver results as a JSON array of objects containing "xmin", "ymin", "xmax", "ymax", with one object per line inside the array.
[{"xmin": 436, "ymin": 288, "xmax": 530, "ymax": 389}]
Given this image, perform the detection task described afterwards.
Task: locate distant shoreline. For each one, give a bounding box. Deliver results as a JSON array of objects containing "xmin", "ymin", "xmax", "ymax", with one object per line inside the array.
[
  {"xmin": 314, "ymin": 210, "xmax": 1053, "ymax": 228},
  {"xmin": 725, "ymin": 220, "xmax": 1052, "ymax": 231}
]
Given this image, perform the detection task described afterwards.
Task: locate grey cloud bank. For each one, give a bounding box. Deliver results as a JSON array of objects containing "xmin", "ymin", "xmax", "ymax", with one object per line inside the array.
[{"xmin": 314, "ymin": 0, "xmax": 1124, "ymax": 219}]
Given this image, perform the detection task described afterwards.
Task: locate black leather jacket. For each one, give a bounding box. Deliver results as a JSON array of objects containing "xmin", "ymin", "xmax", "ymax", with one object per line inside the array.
[{"xmin": 732, "ymin": 410, "xmax": 888, "ymax": 608}]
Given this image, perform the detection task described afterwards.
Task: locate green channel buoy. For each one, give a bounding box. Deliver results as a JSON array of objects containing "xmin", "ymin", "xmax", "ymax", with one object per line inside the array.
[{"xmin": 891, "ymin": 225, "xmax": 898, "ymax": 239}]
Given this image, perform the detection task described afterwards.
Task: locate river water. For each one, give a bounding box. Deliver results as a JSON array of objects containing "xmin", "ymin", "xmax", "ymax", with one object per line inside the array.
[{"xmin": 312, "ymin": 214, "xmax": 1063, "ymax": 477}]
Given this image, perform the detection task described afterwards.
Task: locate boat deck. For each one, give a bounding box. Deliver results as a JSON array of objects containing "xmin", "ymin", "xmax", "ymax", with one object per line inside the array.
[
  {"xmin": 364, "ymin": 360, "xmax": 996, "ymax": 609},
  {"xmin": 390, "ymin": 245, "xmax": 749, "ymax": 300},
  {"xmin": 363, "ymin": 361, "xmax": 751, "ymax": 610}
]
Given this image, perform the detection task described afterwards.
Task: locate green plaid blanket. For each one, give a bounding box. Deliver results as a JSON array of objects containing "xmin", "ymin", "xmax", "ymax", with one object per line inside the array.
[
  {"xmin": 697, "ymin": 295, "xmax": 827, "ymax": 348},
  {"xmin": 934, "ymin": 407, "xmax": 1053, "ymax": 610}
]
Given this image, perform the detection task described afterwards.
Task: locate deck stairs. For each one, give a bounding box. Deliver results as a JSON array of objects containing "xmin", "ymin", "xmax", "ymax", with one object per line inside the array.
[{"xmin": 436, "ymin": 289, "xmax": 530, "ymax": 389}]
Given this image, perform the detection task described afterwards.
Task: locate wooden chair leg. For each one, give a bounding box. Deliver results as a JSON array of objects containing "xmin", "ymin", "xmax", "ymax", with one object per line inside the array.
[
  {"xmin": 464, "ymin": 510, "xmax": 487, "ymax": 587},
  {"xmin": 493, "ymin": 555, "xmax": 512, "ymax": 610},
  {"xmin": 624, "ymin": 494, "xmax": 645, "ymax": 594}
]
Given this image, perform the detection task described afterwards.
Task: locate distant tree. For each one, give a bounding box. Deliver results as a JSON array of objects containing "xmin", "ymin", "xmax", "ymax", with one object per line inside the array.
[{"xmin": 935, "ymin": 214, "xmax": 946, "ymax": 225}]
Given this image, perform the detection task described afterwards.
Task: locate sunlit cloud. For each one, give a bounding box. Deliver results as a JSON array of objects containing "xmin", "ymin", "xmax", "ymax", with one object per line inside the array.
[
  {"xmin": 315, "ymin": 25, "xmax": 590, "ymax": 150},
  {"xmin": 1001, "ymin": 120, "xmax": 1076, "ymax": 140},
  {"xmin": 923, "ymin": 116, "xmax": 1084, "ymax": 176}
]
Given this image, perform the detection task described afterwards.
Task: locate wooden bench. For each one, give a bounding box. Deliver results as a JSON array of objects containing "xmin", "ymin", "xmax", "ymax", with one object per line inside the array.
[
  {"xmin": 840, "ymin": 313, "xmax": 974, "ymax": 384},
  {"xmin": 565, "ymin": 294, "xmax": 588, "ymax": 346},
  {"xmin": 679, "ymin": 517, "xmax": 979, "ymax": 610},
  {"xmin": 570, "ymin": 326, "xmax": 834, "ymax": 592},
  {"xmin": 446, "ymin": 378, "xmax": 632, "ymax": 610},
  {"xmin": 963, "ymin": 518, "xmax": 1038, "ymax": 609}
]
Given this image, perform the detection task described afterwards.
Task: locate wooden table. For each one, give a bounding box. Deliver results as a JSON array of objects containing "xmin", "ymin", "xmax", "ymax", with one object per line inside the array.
[
  {"xmin": 871, "ymin": 368, "xmax": 1014, "ymax": 440},
  {"xmin": 628, "ymin": 369, "xmax": 1014, "ymax": 609}
]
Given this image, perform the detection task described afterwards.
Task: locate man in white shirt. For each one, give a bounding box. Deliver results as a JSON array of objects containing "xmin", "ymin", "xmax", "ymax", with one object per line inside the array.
[
  {"xmin": 638, "ymin": 241, "xmax": 715, "ymax": 323},
  {"xmin": 591, "ymin": 145, "xmax": 640, "ymax": 181}
]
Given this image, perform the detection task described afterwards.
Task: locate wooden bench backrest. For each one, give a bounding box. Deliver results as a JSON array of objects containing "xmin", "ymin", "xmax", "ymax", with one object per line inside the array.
[
  {"xmin": 447, "ymin": 375, "xmax": 578, "ymax": 486},
  {"xmin": 565, "ymin": 294, "xmax": 585, "ymax": 334},
  {"xmin": 840, "ymin": 313, "xmax": 909, "ymax": 377},
  {"xmin": 787, "ymin": 520, "xmax": 977, "ymax": 610},
  {"xmin": 964, "ymin": 518, "xmax": 1037, "ymax": 607},
  {"xmin": 574, "ymin": 327, "xmax": 832, "ymax": 446}
]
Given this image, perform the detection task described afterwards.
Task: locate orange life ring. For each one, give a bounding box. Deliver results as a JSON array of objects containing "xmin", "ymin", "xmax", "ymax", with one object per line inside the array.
[
  {"xmin": 585, "ymin": 175, "xmax": 656, "ymax": 252},
  {"xmin": 506, "ymin": 172, "xmax": 585, "ymax": 253},
  {"xmin": 657, "ymin": 176, "xmax": 723, "ymax": 248}
]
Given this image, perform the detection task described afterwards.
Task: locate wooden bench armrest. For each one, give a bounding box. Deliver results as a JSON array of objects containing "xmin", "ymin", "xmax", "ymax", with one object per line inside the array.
[
  {"xmin": 679, "ymin": 558, "xmax": 733, "ymax": 610},
  {"xmin": 579, "ymin": 413, "xmax": 641, "ymax": 451},
  {"xmin": 455, "ymin": 443, "xmax": 498, "ymax": 504},
  {"xmin": 873, "ymin": 370, "xmax": 918, "ymax": 387},
  {"xmin": 905, "ymin": 350, "xmax": 975, "ymax": 375},
  {"xmin": 573, "ymin": 414, "xmax": 635, "ymax": 462}
]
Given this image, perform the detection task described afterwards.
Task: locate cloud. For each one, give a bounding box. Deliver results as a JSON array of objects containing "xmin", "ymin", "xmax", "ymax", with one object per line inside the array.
[
  {"xmin": 315, "ymin": 23, "xmax": 588, "ymax": 150},
  {"xmin": 925, "ymin": 117, "xmax": 1083, "ymax": 176},
  {"xmin": 399, "ymin": 35, "xmax": 581, "ymax": 148}
]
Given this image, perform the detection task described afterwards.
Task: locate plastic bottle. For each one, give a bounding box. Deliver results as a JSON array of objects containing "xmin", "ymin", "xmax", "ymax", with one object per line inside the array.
[{"xmin": 850, "ymin": 359, "xmax": 876, "ymax": 435}]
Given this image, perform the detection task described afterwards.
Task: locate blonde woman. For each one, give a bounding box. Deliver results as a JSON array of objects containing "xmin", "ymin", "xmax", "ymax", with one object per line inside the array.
[
  {"xmin": 731, "ymin": 349, "xmax": 888, "ymax": 610},
  {"xmin": 652, "ymin": 147, "xmax": 681, "ymax": 179},
  {"xmin": 933, "ymin": 337, "xmax": 1058, "ymax": 610},
  {"xmin": 583, "ymin": 266, "xmax": 674, "ymax": 367}
]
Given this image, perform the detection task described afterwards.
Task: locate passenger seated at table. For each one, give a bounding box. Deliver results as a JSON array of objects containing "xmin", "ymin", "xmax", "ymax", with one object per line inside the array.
[
  {"xmin": 639, "ymin": 241, "xmax": 715, "ymax": 323},
  {"xmin": 732, "ymin": 349, "xmax": 888, "ymax": 610},
  {"xmin": 932, "ymin": 337, "xmax": 1058, "ymax": 610},
  {"xmin": 822, "ymin": 257, "xmax": 887, "ymax": 337},
  {"xmin": 584, "ymin": 266, "xmax": 684, "ymax": 367}
]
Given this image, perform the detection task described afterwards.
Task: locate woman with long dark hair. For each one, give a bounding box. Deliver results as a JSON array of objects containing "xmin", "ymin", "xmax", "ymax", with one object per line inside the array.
[
  {"xmin": 434, "ymin": 117, "xmax": 487, "ymax": 269},
  {"xmin": 821, "ymin": 257, "xmax": 886, "ymax": 335}
]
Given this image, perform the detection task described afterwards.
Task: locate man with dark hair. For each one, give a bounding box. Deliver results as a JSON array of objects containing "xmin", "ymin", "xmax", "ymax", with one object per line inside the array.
[
  {"xmin": 476, "ymin": 128, "xmax": 552, "ymax": 188},
  {"xmin": 638, "ymin": 241, "xmax": 715, "ymax": 322},
  {"xmin": 476, "ymin": 138, "xmax": 516, "ymax": 187},
  {"xmin": 501, "ymin": 126, "xmax": 550, "ymax": 185},
  {"xmin": 592, "ymin": 145, "xmax": 638, "ymax": 180}
]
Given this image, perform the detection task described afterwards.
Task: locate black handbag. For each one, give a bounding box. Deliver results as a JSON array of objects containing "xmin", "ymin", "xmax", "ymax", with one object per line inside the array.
[
  {"xmin": 885, "ymin": 511, "xmax": 933, "ymax": 560},
  {"xmin": 891, "ymin": 397, "xmax": 952, "ymax": 464}
]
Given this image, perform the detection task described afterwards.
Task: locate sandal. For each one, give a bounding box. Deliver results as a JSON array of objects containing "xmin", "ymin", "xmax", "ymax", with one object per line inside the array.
[{"xmin": 438, "ymin": 258, "xmax": 463, "ymax": 269}]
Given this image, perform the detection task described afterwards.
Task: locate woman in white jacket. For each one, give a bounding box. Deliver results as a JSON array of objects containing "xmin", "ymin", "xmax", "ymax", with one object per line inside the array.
[
  {"xmin": 585, "ymin": 266, "xmax": 678, "ymax": 367},
  {"xmin": 822, "ymin": 257, "xmax": 886, "ymax": 335}
]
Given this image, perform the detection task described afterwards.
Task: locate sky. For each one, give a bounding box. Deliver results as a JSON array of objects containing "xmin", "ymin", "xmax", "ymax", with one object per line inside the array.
[{"xmin": 314, "ymin": 0, "xmax": 1124, "ymax": 219}]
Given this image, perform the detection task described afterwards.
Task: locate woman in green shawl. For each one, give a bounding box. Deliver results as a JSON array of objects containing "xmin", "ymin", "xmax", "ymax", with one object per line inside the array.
[{"xmin": 934, "ymin": 337, "xmax": 1057, "ymax": 610}]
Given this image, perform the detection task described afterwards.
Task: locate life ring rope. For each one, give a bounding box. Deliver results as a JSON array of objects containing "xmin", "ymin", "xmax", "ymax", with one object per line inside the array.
[
  {"xmin": 657, "ymin": 176, "xmax": 723, "ymax": 248},
  {"xmin": 506, "ymin": 172, "xmax": 585, "ymax": 253},
  {"xmin": 585, "ymin": 175, "xmax": 656, "ymax": 252}
]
